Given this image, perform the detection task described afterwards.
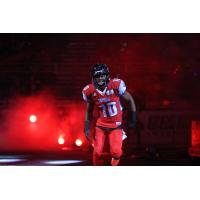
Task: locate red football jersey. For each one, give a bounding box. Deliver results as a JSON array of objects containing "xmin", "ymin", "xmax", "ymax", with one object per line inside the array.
[{"xmin": 82, "ymin": 78, "xmax": 126, "ymax": 128}]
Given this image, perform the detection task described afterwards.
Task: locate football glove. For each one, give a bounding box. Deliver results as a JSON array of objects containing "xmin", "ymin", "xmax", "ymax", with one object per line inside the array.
[{"xmin": 128, "ymin": 111, "xmax": 137, "ymax": 128}]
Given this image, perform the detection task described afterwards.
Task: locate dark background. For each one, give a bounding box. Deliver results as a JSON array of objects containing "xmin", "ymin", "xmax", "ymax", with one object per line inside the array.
[{"xmin": 0, "ymin": 33, "xmax": 200, "ymax": 109}]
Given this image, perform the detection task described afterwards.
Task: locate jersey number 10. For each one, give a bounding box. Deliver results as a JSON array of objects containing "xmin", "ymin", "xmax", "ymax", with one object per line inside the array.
[{"xmin": 99, "ymin": 102, "xmax": 118, "ymax": 117}]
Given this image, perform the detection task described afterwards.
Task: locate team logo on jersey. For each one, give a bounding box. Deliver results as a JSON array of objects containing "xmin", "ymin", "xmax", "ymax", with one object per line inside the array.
[{"xmin": 98, "ymin": 97, "xmax": 110, "ymax": 103}]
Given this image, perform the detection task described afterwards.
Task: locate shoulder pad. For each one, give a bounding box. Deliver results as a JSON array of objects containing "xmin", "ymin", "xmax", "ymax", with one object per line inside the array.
[
  {"xmin": 83, "ymin": 84, "xmax": 94, "ymax": 93},
  {"xmin": 112, "ymin": 78, "xmax": 121, "ymax": 82}
]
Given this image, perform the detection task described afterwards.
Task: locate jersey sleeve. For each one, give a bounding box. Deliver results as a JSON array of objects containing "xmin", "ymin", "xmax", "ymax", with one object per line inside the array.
[
  {"xmin": 82, "ymin": 84, "xmax": 93, "ymax": 102},
  {"xmin": 112, "ymin": 78, "xmax": 126, "ymax": 96}
]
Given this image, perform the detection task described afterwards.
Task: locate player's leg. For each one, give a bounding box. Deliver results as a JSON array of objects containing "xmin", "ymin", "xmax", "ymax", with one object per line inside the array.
[
  {"xmin": 93, "ymin": 127, "xmax": 106, "ymax": 166},
  {"xmin": 109, "ymin": 129, "xmax": 123, "ymax": 166}
]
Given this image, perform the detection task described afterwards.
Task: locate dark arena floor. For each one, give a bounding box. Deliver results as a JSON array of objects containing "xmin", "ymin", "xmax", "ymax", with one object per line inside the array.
[{"xmin": 0, "ymin": 147, "xmax": 200, "ymax": 166}]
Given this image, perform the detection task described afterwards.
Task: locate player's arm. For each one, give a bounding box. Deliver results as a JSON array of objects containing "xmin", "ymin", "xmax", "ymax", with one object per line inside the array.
[
  {"xmin": 121, "ymin": 91, "xmax": 136, "ymax": 112},
  {"xmin": 121, "ymin": 91, "xmax": 137, "ymax": 128},
  {"xmin": 82, "ymin": 85, "xmax": 94, "ymax": 140},
  {"xmin": 84, "ymin": 101, "xmax": 94, "ymax": 140}
]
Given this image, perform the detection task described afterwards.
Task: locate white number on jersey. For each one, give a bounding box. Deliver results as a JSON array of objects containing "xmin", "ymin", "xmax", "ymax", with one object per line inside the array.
[{"xmin": 99, "ymin": 102, "xmax": 118, "ymax": 117}]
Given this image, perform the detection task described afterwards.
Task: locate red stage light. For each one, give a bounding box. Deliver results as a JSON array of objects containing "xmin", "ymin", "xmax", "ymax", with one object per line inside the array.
[
  {"xmin": 58, "ymin": 136, "xmax": 65, "ymax": 145},
  {"xmin": 29, "ymin": 115, "xmax": 37, "ymax": 123},
  {"xmin": 75, "ymin": 139, "xmax": 83, "ymax": 147}
]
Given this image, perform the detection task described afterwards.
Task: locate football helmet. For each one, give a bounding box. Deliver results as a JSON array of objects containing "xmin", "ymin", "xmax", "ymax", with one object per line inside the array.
[{"xmin": 91, "ymin": 63, "xmax": 110, "ymax": 88}]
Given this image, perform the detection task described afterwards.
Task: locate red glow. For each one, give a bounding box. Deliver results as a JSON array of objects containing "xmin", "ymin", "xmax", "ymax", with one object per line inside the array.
[
  {"xmin": 4, "ymin": 93, "xmax": 85, "ymax": 151},
  {"xmin": 58, "ymin": 136, "xmax": 65, "ymax": 145},
  {"xmin": 29, "ymin": 115, "xmax": 37, "ymax": 123},
  {"xmin": 75, "ymin": 139, "xmax": 83, "ymax": 147}
]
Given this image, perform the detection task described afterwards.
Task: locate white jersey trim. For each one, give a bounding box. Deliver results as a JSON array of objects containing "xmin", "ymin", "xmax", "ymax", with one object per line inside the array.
[
  {"xmin": 82, "ymin": 92, "xmax": 88, "ymax": 102},
  {"xmin": 118, "ymin": 80, "xmax": 126, "ymax": 95},
  {"xmin": 96, "ymin": 87, "xmax": 107, "ymax": 96}
]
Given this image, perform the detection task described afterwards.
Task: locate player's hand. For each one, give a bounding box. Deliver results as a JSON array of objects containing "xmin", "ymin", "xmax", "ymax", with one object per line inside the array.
[{"xmin": 128, "ymin": 111, "xmax": 137, "ymax": 128}]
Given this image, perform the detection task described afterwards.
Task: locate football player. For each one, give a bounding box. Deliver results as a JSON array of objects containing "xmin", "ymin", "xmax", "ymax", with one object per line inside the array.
[{"xmin": 82, "ymin": 64, "xmax": 136, "ymax": 166}]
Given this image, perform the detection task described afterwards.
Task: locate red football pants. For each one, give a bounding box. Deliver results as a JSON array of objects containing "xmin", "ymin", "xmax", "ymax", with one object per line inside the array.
[{"xmin": 93, "ymin": 127, "xmax": 123, "ymax": 166}]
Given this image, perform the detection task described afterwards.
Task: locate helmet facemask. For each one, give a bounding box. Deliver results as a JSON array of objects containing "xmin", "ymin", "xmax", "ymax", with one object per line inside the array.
[{"xmin": 93, "ymin": 73, "xmax": 108, "ymax": 87}]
